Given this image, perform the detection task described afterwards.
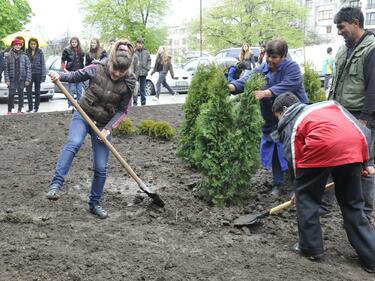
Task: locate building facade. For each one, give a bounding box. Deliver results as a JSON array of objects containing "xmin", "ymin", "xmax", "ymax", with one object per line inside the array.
[{"xmin": 300, "ymin": 0, "xmax": 375, "ymax": 43}]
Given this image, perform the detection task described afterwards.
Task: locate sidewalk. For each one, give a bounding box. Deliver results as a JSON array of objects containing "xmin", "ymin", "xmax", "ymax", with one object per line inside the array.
[{"xmin": 0, "ymin": 93, "xmax": 187, "ymax": 115}]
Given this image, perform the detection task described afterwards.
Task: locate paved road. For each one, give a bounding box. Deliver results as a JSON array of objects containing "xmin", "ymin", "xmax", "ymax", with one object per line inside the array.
[{"xmin": 0, "ymin": 93, "xmax": 187, "ymax": 115}]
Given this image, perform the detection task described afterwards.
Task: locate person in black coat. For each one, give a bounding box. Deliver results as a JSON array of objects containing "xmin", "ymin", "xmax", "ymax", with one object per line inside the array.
[
  {"xmin": 26, "ymin": 38, "xmax": 46, "ymax": 112},
  {"xmin": 85, "ymin": 38, "xmax": 107, "ymax": 66},
  {"xmin": 61, "ymin": 36, "xmax": 85, "ymax": 108}
]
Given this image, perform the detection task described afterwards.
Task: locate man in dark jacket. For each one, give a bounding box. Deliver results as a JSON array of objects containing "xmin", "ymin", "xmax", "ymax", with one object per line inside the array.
[
  {"xmin": 133, "ymin": 37, "xmax": 151, "ymax": 106},
  {"xmin": 273, "ymin": 92, "xmax": 375, "ymax": 273},
  {"xmin": 4, "ymin": 38, "xmax": 31, "ymax": 115},
  {"xmin": 328, "ymin": 7, "xmax": 375, "ymax": 221}
]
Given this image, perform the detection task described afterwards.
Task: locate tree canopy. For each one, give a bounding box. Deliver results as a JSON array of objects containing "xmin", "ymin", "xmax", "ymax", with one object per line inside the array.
[
  {"xmin": 81, "ymin": 0, "xmax": 169, "ymax": 53},
  {"xmin": 0, "ymin": 0, "xmax": 32, "ymax": 39},
  {"xmin": 189, "ymin": 0, "xmax": 306, "ymax": 52}
]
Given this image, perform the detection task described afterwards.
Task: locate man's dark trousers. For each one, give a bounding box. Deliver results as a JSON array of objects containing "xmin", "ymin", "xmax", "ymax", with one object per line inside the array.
[
  {"xmin": 133, "ymin": 76, "xmax": 147, "ymax": 106},
  {"xmin": 295, "ymin": 164, "xmax": 375, "ymax": 269}
]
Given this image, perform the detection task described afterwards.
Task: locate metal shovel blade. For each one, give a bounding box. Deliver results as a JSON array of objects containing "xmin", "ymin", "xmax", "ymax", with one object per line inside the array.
[{"xmin": 233, "ymin": 211, "xmax": 269, "ymax": 226}]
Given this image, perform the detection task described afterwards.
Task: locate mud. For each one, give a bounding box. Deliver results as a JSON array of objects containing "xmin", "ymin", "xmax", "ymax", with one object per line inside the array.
[{"xmin": 0, "ymin": 104, "xmax": 373, "ymax": 280}]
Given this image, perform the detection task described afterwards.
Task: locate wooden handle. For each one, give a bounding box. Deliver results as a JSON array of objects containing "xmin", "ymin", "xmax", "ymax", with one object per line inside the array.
[
  {"xmin": 269, "ymin": 182, "xmax": 335, "ymax": 215},
  {"xmin": 54, "ymin": 80, "xmax": 144, "ymax": 187},
  {"xmin": 269, "ymin": 201, "xmax": 292, "ymax": 215}
]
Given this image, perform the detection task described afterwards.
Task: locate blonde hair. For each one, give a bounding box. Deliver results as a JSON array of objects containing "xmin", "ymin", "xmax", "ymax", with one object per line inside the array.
[
  {"xmin": 240, "ymin": 43, "xmax": 251, "ymax": 61},
  {"xmin": 157, "ymin": 46, "xmax": 170, "ymax": 64}
]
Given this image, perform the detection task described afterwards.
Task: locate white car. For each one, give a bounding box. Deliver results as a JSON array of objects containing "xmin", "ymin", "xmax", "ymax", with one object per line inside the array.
[
  {"xmin": 0, "ymin": 76, "xmax": 55, "ymax": 103},
  {"xmin": 145, "ymin": 55, "xmax": 191, "ymax": 96}
]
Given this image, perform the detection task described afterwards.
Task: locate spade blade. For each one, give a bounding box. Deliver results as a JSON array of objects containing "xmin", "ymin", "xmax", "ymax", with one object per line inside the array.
[{"xmin": 233, "ymin": 211, "xmax": 269, "ymax": 226}]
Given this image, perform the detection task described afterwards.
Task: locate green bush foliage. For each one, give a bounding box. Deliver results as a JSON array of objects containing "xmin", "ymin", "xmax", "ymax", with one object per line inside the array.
[
  {"xmin": 138, "ymin": 119, "xmax": 176, "ymax": 140},
  {"xmin": 191, "ymin": 68, "xmax": 264, "ymax": 206},
  {"xmin": 193, "ymin": 67, "xmax": 236, "ymax": 206},
  {"xmin": 228, "ymin": 74, "xmax": 264, "ymax": 199},
  {"xmin": 177, "ymin": 65, "xmax": 218, "ymax": 166},
  {"xmin": 304, "ymin": 62, "xmax": 326, "ymax": 103},
  {"xmin": 112, "ymin": 117, "xmax": 136, "ymax": 136}
]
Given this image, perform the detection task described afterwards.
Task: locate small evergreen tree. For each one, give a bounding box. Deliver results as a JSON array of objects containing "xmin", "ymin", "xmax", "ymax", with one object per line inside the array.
[
  {"xmin": 227, "ymin": 74, "xmax": 265, "ymax": 201},
  {"xmin": 177, "ymin": 65, "xmax": 217, "ymax": 166},
  {"xmin": 194, "ymin": 67, "xmax": 236, "ymax": 206},
  {"xmin": 304, "ymin": 62, "xmax": 326, "ymax": 103}
]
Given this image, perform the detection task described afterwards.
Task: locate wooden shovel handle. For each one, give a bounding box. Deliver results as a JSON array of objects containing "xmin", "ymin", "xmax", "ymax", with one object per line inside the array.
[
  {"xmin": 269, "ymin": 182, "xmax": 335, "ymax": 215},
  {"xmin": 54, "ymin": 80, "xmax": 143, "ymax": 186}
]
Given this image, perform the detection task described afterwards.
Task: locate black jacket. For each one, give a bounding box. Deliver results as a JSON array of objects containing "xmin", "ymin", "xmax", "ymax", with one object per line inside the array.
[
  {"xmin": 61, "ymin": 47, "xmax": 84, "ymax": 71},
  {"xmin": 26, "ymin": 49, "xmax": 46, "ymax": 81}
]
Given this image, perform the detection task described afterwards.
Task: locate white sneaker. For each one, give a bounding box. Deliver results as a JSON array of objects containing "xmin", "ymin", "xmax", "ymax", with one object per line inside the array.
[{"xmin": 152, "ymin": 97, "xmax": 159, "ymax": 101}]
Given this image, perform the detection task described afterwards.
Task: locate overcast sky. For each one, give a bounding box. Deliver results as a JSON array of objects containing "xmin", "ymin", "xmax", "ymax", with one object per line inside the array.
[{"xmin": 25, "ymin": 0, "xmax": 213, "ymax": 40}]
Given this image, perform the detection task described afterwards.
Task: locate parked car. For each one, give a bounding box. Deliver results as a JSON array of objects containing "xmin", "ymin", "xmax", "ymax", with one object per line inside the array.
[
  {"xmin": 182, "ymin": 56, "xmax": 238, "ymax": 77},
  {"xmin": 185, "ymin": 51, "xmax": 212, "ymax": 61},
  {"xmin": 46, "ymin": 55, "xmax": 69, "ymax": 93},
  {"xmin": 215, "ymin": 47, "xmax": 261, "ymax": 63},
  {"xmin": 0, "ymin": 76, "xmax": 55, "ymax": 103},
  {"xmin": 145, "ymin": 55, "xmax": 191, "ymax": 96}
]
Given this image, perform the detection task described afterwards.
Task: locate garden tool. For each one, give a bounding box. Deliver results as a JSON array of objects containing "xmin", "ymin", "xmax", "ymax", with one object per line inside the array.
[
  {"xmin": 54, "ymin": 80, "xmax": 165, "ymax": 208},
  {"xmin": 233, "ymin": 182, "xmax": 335, "ymax": 226}
]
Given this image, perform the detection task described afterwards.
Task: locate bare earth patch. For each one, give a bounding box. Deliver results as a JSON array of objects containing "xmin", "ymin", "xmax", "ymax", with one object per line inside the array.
[{"xmin": 0, "ymin": 104, "xmax": 373, "ymax": 280}]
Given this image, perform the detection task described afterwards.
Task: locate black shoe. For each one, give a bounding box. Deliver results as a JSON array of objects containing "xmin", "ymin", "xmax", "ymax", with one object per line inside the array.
[
  {"xmin": 364, "ymin": 265, "xmax": 375, "ymax": 273},
  {"xmin": 271, "ymin": 185, "xmax": 284, "ymax": 196},
  {"xmin": 89, "ymin": 205, "xmax": 108, "ymax": 219},
  {"xmin": 46, "ymin": 185, "xmax": 61, "ymax": 200},
  {"xmin": 26, "ymin": 109, "xmax": 32, "ymax": 113},
  {"xmin": 291, "ymin": 242, "xmax": 324, "ymax": 261},
  {"xmin": 33, "ymin": 109, "xmax": 38, "ymax": 113}
]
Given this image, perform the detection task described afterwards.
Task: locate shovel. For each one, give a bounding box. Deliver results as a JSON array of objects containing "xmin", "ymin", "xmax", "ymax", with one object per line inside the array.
[
  {"xmin": 233, "ymin": 182, "xmax": 335, "ymax": 226},
  {"xmin": 54, "ymin": 80, "xmax": 165, "ymax": 208}
]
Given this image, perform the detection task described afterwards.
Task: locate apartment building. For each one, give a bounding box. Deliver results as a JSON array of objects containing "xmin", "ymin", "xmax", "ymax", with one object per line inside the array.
[{"xmin": 301, "ymin": 0, "xmax": 375, "ymax": 43}]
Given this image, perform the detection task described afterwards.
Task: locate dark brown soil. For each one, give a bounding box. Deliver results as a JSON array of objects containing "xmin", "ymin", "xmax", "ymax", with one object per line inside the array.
[{"xmin": 0, "ymin": 104, "xmax": 374, "ymax": 280}]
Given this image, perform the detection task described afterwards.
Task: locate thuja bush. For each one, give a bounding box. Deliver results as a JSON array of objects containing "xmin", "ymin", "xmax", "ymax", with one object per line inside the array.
[
  {"xmin": 177, "ymin": 65, "xmax": 217, "ymax": 166},
  {"xmin": 138, "ymin": 119, "xmax": 176, "ymax": 140},
  {"xmin": 112, "ymin": 117, "xmax": 136, "ymax": 136},
  {"xmin": 228, "ymin": 74, "xmax": 265, "ymax": 200},
  {"xmin": 304, "ymin": 62, "xmax": 326, "ymax": 103},
  {"xmin": 193, "ymin": 67, "xmax": 237, "ymax": 206}
]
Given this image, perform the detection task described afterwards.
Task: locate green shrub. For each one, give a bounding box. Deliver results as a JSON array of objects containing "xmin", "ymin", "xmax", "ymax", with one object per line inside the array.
[
  {"xmin": 177, "ymin": 65, "xmax": 217, "ymax": 166},
  {"xmin": 138, "ymin": 119, "xmax": 156, "ymax": 135},
  {"xmin": 228, "ymin": 74, "xmax": 264, "ymax": 200},
  {"xmin": 138, "ymin": 119, "xmax": 176, "ymax": 140},
  {"xmin": 194, "ymin": 66, "xmax": 235, "ymax": 206},
  {"xmin": 112, "ymin": 117, "xmax": 136, "ymax": 136},
  {"xmin": 304, "ymin": 62, "xmax": 326, "ymax": 103}
]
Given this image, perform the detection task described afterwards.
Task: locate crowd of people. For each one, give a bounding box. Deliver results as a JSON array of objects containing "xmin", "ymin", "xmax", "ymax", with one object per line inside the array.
[
  {"xmin": 0, "ymin": 35, "xmax": 175, "ymax": 113},
  {"xmin": 0, "ymin": 4, "xmax": 374, "ymax": 274}
]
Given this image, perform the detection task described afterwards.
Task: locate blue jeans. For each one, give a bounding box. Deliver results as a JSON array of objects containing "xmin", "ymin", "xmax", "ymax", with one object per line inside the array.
[
  {"xmin": 133, "ymin": 76, "xmax": 146, "ymax": 105},
  {"xmin": 50, "ymin": 112, "xmax": 112, "ymax": 208},
  {"xmin": 67, "ymin": 82, "xmax": 83, "ymax": 107}
]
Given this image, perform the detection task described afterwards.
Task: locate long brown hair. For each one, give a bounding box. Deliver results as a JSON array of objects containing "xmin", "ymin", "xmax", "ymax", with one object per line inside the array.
[
  {"xmin": 239, "ymin": 43, "xmax": 251, "ymax": 61},
  {"xmin": 69, "ymin": 36, "xmax": 82, "ymax": 55},
  {"xmin": 89, "ymin": 38, "xmax": 101, "ymax": 59}
]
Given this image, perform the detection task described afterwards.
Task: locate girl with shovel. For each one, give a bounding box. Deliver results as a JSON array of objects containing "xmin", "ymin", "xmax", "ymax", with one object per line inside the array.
[{"xmin": 46, "ymin": 40, "xmax": 137, "ymax": 219}]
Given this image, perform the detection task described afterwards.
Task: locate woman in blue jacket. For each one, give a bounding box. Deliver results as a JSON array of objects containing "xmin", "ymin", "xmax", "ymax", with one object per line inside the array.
[
  {"xmin": 26, "ymin": 38, "xmax": 46, "ymax": 112},
  {"xmin": 229, "ymin": 39, "xmax": 308, "ymax": 195}
]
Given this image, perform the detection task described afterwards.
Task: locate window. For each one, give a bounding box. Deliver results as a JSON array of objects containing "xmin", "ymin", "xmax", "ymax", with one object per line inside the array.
[
  {"xmin": 368, "ymin": 0, "xmax": 375, "ymax": 9},
  {"xmin": 317, "ymin": 10, "xmax": 333, "ymax": 21},
  {"xmin": 326, "ymin": 26, "xmax": 332, "ymax": 33},
  {"xmin": 366, "ymin": 12, "xmax": 375, "ymax": 25},
  {"xmin": 350, "ymin": 0, "xmax": 361, "ymax": 7}
]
